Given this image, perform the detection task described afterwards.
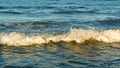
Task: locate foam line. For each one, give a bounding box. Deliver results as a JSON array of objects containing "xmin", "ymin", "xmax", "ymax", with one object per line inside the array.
[{"xmin": 0, "ymin": 29, "xmax": 120, "ymax": 46}]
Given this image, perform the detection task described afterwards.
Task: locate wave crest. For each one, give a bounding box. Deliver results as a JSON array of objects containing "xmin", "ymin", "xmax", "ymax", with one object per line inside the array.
[{"xmin": 0, "ymin": 29, "xmax": 120, "ymax": 46}]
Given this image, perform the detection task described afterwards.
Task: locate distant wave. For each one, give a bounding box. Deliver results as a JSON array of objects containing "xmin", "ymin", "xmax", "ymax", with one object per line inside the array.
[
  {"xmin": 0, "ymin": 29, "xmax": 120, "ymax": 46},
  {"xmin": 0, "ymin": 5, "xmax": 57, "ymax": 9},
  {"xmin": 93, "ymin": 18, "xmax": 120, "ymax": 29},
  {"xmin": 0, "ymin": 11, "xmax": 23, "ymax": 14},
  {"xmin": 0, "ymin": 6, "xmax": 33, "ymax": 9},
  {"xmin": 0, "ymin": 21, "xmax": 69, "ymax": 29},
  {"xmin": 97, "ymin": 19, "xmax": 120, "ymax": 26},
  {"xmin": 0, "ymin": 6, "xmax": 5, "ymax": 9},
  {"xmin": 1, "ymin": 16, "xmax": 119, "ymax": 29},
  {"xmin": 52, "ymin": 10, "xmax": 96, "ymax": 14}
]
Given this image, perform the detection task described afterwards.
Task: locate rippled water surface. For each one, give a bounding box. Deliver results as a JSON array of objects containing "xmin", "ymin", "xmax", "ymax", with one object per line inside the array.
[
  {"xmin": 1, "ymin": 42, "xmax": 120, "ymax": 68},
  {"xmin": 0, "ymin": 0, "xmax": 120, "ymax": 68}
]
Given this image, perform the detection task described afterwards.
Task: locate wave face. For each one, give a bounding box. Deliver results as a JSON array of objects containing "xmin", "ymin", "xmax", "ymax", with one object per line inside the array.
[{"xmin": 0, "ymin": 29, "xmax": 120, "ymax": 46}]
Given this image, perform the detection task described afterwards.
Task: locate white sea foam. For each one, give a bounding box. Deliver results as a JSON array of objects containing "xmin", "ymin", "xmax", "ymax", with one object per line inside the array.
[{"xmin": 0, "ymin": 29, "xmax": 120, "ymax": 46}]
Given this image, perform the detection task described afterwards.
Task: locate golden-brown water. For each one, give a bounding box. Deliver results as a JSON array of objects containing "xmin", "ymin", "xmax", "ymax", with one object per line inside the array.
[{"xmin": 0, "ymin": 41, "xmax": 120, "ymax": 68}]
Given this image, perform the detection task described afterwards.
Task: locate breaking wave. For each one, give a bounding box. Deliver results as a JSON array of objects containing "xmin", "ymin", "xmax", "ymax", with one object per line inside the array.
[{"xmin": 0, "ymin": 29, "xmax": 120, "ymax": 46}]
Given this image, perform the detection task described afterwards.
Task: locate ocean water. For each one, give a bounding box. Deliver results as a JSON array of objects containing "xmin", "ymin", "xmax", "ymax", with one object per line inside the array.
[{"xmin": 0, "ymin": 0, "xmax": 120, "ymax": 68}]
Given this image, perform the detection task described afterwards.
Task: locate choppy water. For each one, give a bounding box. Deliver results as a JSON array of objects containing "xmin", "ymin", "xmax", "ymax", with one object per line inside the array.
[{"xmin": 0, "ymin": 0, "xmax": 120, "ymax": 68}]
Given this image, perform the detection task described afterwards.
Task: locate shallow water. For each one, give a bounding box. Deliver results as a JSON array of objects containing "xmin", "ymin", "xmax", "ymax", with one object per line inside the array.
[
  {"xmin": 0, "ymin": 0, "xmax": 120, "ymax": 68},
  {"xmin": 0, "ymin": 42, "xmax": 120, "ymax": 68}
]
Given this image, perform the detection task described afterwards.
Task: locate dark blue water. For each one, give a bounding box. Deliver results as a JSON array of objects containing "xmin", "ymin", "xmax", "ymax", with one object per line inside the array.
[
  {"xmin": 0, "ymin": 0, "xmax": 120, "ymax": 68},
  {"xmin": 0, "ymin": 0, "xmax": 120, "ymax": 33}
]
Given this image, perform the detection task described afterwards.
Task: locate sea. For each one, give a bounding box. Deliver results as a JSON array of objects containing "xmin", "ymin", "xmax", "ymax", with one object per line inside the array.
[{"xmin": 0, "ymin": 0, "xmax": 120, "ymax": 68}]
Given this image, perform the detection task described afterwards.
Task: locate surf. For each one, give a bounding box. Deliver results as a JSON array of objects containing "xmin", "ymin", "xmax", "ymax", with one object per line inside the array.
[{"xmin": 0, "ymin": 28, "xmax": 120, "ymax": 46}]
